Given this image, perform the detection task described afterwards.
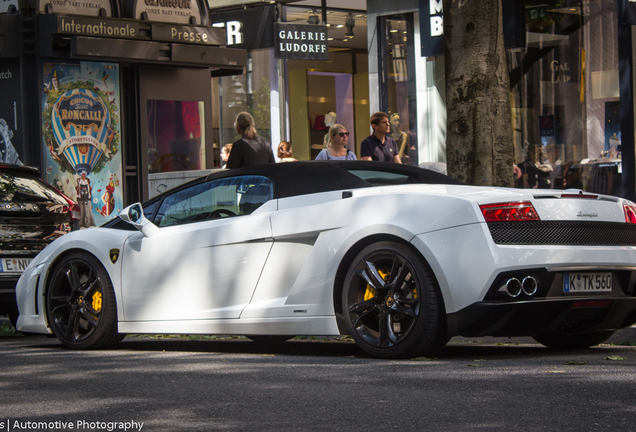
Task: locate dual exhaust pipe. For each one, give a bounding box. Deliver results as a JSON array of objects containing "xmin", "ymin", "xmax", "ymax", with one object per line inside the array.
[{"xmin": 503, "ymin": 276, "xmax": 538, "ymax": 297}]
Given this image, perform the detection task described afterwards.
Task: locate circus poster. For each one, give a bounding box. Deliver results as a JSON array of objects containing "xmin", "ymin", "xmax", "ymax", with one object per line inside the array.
[{"xmin": 41, "ymin": 61, "xmax": 122, "ymax": 228}]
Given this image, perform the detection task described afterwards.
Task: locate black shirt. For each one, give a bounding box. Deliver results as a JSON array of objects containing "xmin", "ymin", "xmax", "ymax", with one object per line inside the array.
[
  {"xmin": 360, "ymin": 134, "xmax": 399, "ymax": 162},
  {"xmin": 226, "ymin": 136, "xmax": 275, "ymax": 168}
]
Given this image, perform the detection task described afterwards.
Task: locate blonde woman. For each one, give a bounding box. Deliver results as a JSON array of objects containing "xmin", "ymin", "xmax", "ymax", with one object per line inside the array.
[
  {"xmin": 226, "ymin": 112, "xmax": 275, "ymax": 168},
  {"xmin": 315, "ymin": 124, "xmax": 357, "ymax": 160}
]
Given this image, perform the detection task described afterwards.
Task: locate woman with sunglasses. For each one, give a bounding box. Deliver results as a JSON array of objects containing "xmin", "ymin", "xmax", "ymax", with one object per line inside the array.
[{"xmin": 315, "ymin": 124, "xmax": 357, "ymax": 160}]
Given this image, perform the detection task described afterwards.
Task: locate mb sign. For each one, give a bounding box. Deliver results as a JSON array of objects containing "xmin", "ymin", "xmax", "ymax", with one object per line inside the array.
[
  {"xmin": 418, "ymin": 0, "xmax": 525, "ymax": 57},
  {"xmin": 419, "ymin": 0, "xmax": 444, "ymax": 57}
]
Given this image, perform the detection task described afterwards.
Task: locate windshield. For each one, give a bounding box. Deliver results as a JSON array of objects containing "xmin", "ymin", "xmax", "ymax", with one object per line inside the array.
[{"xmin": 0, "ymin": 171, "xmax": 66, "ymax": 203}]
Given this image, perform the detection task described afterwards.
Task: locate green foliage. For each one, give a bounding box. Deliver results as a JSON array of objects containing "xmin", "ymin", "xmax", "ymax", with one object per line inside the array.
[
  {"xmin": 0, "ymin": 322, "xmax": 16, "ymax": 334},
  {"xmin": 605, "ymin": 356, "xmax": 627, "ymax": 361}
]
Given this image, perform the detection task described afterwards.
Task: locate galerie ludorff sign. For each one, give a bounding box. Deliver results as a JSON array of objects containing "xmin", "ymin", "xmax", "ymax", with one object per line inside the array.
[{"xmin": 274, "ymin": 23, "xmax": 328, "ymax": 61}]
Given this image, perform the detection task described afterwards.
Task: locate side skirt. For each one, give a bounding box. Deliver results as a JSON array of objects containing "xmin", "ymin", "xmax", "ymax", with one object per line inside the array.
[{"xmin": 118, "ymin": 316, "xmax": 341, "ymax": 336}]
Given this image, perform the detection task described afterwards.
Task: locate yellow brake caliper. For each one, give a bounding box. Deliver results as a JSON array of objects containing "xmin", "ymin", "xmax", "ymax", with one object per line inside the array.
[
  {"xmin": 364, "ymin": 270, "xmax": 389, "ymax": 300},
  {"xmin": 92, "ymin": 291, "xmax": 102, "ymax": 312},
  {"xmin": 363, "ymin": 269, "xmax": 418, "ymax": 300}
]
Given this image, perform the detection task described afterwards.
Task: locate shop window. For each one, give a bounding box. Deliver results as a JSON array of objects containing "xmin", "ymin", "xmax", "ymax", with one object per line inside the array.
[
  {"xmin": 413, "ymin": 0, "xmax": 623, "ymax": 196},
  {"xmin": 215, "ymin": 50, "xmax": 272, "ymax": 159},
  {"xmin": 380, "ymin": 14, "xmax": 418, "ymax": 165},
  {"xmin": 509, "ymin": 0, "xmax": 622, "ymax": 196},
  {"xmin": 146, "ymin": 100, "xmax": 206, "ymax": 173}
]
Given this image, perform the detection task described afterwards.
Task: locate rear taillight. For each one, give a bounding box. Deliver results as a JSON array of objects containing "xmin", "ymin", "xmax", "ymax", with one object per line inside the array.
[
  {"xmin": 624, "ymin": 205, "xmax": 636, "ymax": 223},
  {"xmin": 59, "ymin": 192, "xmax": 78, "ymax": 214},
  {"xmin": 480, "ymin": 201, "xmax": 540, "ymax": 222}
]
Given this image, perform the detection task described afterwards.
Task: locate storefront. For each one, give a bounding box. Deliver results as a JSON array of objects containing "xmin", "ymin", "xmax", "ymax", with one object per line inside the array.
[
  {"xmin": 366, "ymin": 0, "xmax": 636, "ymax": 200},
  {"xmin": 6, "ymin": 0, "xmax": 632, "ymax": 209},
  {"xmin": 209, "ymin": 2, "xmax": 369, "ymax": 162},
  {"xmin": 0, "ymin": 0, "xmax": 246, "ymax": 223}
]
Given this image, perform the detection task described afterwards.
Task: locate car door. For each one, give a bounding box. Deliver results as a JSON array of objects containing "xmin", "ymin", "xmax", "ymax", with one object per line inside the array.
[{"xmin": 120, "ymin": 175, "xmax": 275, "ymax": 321}]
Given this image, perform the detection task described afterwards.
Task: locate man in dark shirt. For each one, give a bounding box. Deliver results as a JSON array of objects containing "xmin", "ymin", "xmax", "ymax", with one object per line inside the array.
[{"xmin": 360, "ymin": 112, "xmax": 401, "ymax": 163}]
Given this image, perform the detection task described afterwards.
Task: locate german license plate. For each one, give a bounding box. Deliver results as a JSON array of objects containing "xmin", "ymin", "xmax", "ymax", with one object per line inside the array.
[
  {"xmin": 564, "ymin": 272, "xmax": 612, "ymax": 293},
  {"xmin": 0, "ymin": 258, "xmax": 32, "ymax": 273}
]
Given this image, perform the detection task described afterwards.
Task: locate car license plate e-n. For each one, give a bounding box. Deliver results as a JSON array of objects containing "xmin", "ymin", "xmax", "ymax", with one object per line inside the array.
[
  {"xmin": 564, "ymin": 272, "xmax": 612, "ymax": 293},
  {"xmin": 0, "ymin": 258, "xmax": 32, "ymax": 273}
]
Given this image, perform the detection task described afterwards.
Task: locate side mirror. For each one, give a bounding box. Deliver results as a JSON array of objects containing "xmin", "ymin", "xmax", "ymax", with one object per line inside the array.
[
  {"xmin": 119, "ymin": 203, "xmax": 160, "ymax": 237},
  {"xmin": 120, "ymin": 203, "xmax": 143, "ymax": 224}
]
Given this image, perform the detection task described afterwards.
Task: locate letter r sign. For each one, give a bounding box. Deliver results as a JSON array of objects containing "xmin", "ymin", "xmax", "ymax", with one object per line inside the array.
[{"xmin": 227, "ymin": 21, "xmax": 243, "ymax": 45}]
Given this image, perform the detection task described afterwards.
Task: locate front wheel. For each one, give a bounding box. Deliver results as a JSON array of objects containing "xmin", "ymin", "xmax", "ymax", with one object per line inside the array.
[
  {"xmin": 342, "ymin": 241, "xmax": 447, "ymax": 359},
  {"xmin": 46, "ymin": 252, "xmax": 119, "ymax": 349},
  {"xmin": 533, "ymin": 331, "xmax": 615, "ymax": 350}
]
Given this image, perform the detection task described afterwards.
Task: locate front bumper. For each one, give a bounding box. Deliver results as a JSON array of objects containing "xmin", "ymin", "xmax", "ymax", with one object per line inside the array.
[{"xmin": 15, "ymin": 263, "xmax": 52, "ymax": 334}]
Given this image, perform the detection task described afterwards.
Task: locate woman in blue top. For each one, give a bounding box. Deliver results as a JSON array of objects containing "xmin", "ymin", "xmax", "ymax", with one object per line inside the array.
[{"xmin": 315, "ymin": 124, "xmax": 357, "ymax": 160}]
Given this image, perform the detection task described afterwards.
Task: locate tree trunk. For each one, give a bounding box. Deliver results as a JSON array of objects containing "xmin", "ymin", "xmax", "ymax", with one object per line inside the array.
[{"xmin": 443, "ymin": 0, "xmax": 514, "ymax": 187}]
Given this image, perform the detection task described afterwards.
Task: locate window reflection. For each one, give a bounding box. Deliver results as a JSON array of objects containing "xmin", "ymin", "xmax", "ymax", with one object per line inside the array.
[
  {"xmin": 510, "ymin": 0, "xmax": 622, "ymax": 196},
  {"xmin": 146, "ymin": 100, "xmax": 206, "ymax": 173},
  {"xmin": 153, "ymin": 175, "xmax": 273, "ymax": 228},
  {"xmin": 385, "ymin": 16, "xmax": 418, "ymax": 165}
]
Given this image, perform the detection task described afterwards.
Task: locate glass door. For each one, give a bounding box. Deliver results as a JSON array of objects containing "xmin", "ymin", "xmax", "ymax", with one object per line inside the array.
[{"xmin": 380, "ymin": 14, "xmax": 418, "ymax": 165}]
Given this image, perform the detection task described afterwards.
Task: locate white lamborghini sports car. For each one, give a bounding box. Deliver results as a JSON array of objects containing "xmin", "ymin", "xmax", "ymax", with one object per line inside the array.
[{"xmin": 14, "ymin": 161, "xmax": 636, "ymax": 358}]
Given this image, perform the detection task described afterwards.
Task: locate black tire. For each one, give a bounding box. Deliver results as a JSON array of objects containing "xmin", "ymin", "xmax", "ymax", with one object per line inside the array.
[
  {"xmin": 45, "ymin": 252, "xmax": 119, "ymax": 349},
  {"xmin": 246, "ymin": 335, "xmax": 294, "ymax": 344},
  {"xmin": 533, "ymin": 331, "xmax": 615, "ymax": 350},
  {"xmin": 342, "ymin": 241, "xmax": 447, "ymax": 359}
]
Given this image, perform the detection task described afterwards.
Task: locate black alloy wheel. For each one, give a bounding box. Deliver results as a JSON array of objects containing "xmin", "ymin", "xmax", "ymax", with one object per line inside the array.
[
  {"xmin": 46, "ymin": 252, "xmax": 119, "ymax": 349},
  {"xmin": 342, "ymin": 241, "xmax": 447, "ymax": 359}
]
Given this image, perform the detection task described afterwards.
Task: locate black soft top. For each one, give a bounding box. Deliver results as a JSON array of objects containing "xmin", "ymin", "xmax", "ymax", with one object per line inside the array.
[
  {"xmin": 203, "ymin": 160, "xmax": 462, "ymax": 199},
  {"xmin": 102, "ymin": 161, "xmax": 461, "ymax": 229}
]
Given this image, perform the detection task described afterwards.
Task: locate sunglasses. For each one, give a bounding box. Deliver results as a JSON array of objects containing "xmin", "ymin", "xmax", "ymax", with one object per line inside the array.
[{"xmin": 337, "ymin": 132, "xmax": 350, "ymax": 137}]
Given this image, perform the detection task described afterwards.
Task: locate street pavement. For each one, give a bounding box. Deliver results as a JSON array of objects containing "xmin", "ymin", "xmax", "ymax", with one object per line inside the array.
[{"xmin": 1, "ymin": 322, "xmax": 635, "ymax": 431}]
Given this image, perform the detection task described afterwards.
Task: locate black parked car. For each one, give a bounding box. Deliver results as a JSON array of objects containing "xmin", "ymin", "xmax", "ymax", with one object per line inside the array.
[{"xmin": 0, "ymin": 165, "xmax": 73, "ymax": 326}]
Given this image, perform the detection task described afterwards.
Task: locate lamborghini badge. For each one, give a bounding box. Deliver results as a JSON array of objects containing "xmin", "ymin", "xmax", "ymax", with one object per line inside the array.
[{"xmin": 109, "ymin": 248, "xmax": 119, "ymax": 264}]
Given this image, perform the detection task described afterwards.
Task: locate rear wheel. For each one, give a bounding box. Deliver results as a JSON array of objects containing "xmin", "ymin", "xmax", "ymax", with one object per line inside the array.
[
  {"xmin": 342, "ymin": 241, "xmax": 447, "ymax": 359},
  {"xmin": 533, "ymin": 331, "xmax": 615, "ymax": 350},
  {"xmin": 46, "ymin": 252, "xmax": 119, "ymax": 349}
]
